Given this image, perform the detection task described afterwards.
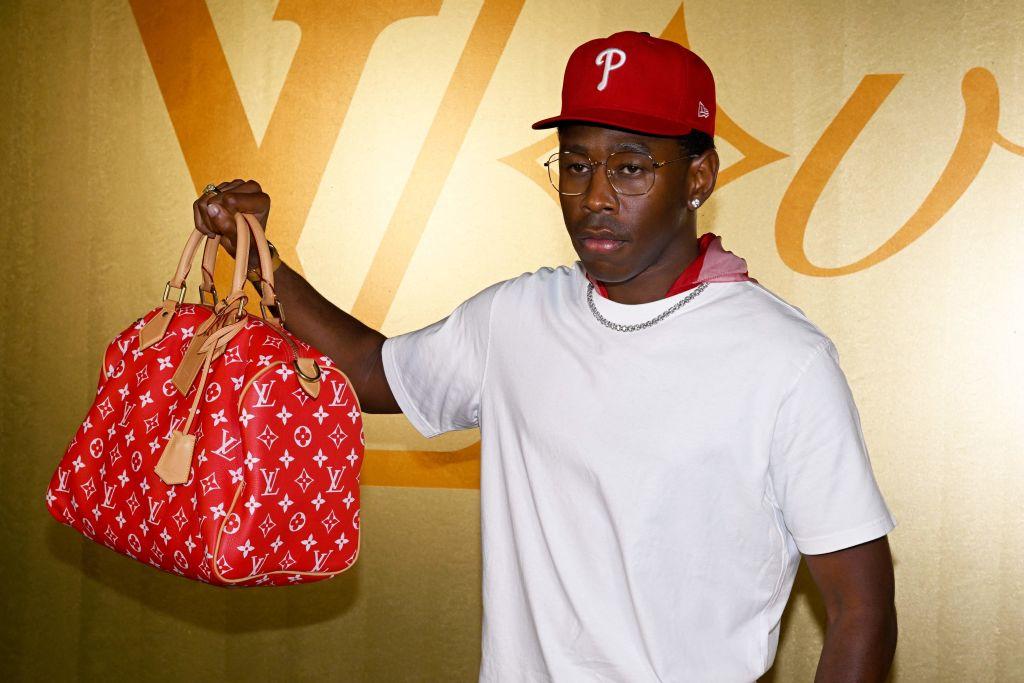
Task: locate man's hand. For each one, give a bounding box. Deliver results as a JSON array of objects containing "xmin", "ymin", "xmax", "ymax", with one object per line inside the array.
[
  {"xmin": 191, "ymin": 179, "xmax": 401, "ymax": 414},
  {"xmin": 193, "ymin": 178, "xmax": 270, "ymax": 270},
  {"xmin": 804, "ymin": 535, "xmax": 897, "ymax": 682}
]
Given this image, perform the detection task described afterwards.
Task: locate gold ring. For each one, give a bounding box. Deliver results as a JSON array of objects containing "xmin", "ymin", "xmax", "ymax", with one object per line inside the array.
[{"xmin": 203, "ymin": 183, "xmax": 221, "ymax": 195}]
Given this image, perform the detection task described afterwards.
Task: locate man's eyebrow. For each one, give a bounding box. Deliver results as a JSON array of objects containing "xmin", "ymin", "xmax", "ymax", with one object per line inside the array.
[
  {"xmin": 614, "ymin": 141, "xmax": 653, "ymax": 154},
  {"xmin": 559, "ymin": 141, "xmax": 654, "ymax": 154}
]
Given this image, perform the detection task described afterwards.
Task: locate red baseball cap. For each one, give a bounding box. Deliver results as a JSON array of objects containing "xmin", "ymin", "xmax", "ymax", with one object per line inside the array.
[{"xmin": 532, "ymin": 31, "xmax": 716, "ymax": 137}]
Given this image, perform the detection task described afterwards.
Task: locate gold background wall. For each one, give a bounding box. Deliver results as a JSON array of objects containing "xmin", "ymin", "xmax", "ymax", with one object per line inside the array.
[{"xmin": 2, "ymin": 0, "xmax": 1022, "ymax": 680}]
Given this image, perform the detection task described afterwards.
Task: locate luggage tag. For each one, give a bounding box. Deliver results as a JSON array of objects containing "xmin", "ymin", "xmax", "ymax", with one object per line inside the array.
[
  {"xmin": 171, "ymin": 312, "xmax": 231, "ymax": 395},
  {"xmin": 157, "ymin": 315, "xmax": 247, "ymax": 485}
]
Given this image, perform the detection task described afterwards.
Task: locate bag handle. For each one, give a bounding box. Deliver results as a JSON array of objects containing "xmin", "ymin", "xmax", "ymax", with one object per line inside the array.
[
  {"xmin": 222, "ymin": 212, "xmax": 282, "ymax": 325},
  {"xmin": 139, "ymin": 214, "xmax": 280, "ymax": 351},
  {"xmin": 160, "ymin": 213, "xmax": 279, "ymax": 317},
  {"xmin": 163, "ymin": 231, "xmax": 222, "ymax": 306}
]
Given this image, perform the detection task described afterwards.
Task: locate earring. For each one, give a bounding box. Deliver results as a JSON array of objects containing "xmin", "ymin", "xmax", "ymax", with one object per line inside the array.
[{"xmin": 689, "ymin": 198, "xmax": 701, "ymax": 209}]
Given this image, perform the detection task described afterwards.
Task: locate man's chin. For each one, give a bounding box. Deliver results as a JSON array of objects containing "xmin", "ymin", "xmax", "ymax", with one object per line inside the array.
[{"xmin": 577, "ymin": 256, "xmax": 625, "ymax": 281}]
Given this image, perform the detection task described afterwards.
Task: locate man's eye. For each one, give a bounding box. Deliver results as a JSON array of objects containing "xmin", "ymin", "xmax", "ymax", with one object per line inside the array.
[
  {"xmin": 566, "ymin": 163, "xmax": 591, "ymax": 174},
  {"xmin": 615, "ymin": 162, "xmax": 653, "ymax": 176}
]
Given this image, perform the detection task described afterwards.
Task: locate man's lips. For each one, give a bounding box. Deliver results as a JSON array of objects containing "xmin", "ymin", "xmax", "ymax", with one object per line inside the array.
[
  {"xmin": 578, "ymin": 234, "xmax": 628, "ymax": 254},
  {"xmin": 576, "ymin": 229, "xmax": 627, "ymax": 241}
]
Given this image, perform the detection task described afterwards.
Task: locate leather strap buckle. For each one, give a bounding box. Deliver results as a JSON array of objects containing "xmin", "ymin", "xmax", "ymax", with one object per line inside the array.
[
  {"xmin": 162, "ymin": 281, "xmax": 186, "ymax": 304},
  {"xmin": 260, "ymin": 299, "xmax": 286, "ymax": 325},
  {"xmin": 199, "ymin": 285, "xmax": 218, "ymax": 307},
  {"xmin": 234, "ymin": 295, "xmax": 248, "ymax": 321}
]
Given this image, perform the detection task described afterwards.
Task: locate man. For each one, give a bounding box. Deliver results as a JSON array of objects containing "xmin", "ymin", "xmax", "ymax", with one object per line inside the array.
[{"xmin": 196, "ymin": 30, "xmax": 896, "ymax": 683}]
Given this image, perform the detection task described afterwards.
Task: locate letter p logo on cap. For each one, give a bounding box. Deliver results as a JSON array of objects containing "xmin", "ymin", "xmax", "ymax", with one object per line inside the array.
[{"xmin": 595, "ymin": 48, "xmax": 626, "ymax": 91}]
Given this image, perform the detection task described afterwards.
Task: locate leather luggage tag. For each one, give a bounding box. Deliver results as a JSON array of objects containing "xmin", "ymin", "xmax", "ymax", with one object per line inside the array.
[
  {"xmin": 172, "ymin": 313, "xmax": 228, "ymax": 395},
  {"xmin": 154, "ymin": 430, "xmax": 195, "ymax": 485},
  {"xmin": 138, "ymin": 300, "xmax": 177, "ymax": 351}
]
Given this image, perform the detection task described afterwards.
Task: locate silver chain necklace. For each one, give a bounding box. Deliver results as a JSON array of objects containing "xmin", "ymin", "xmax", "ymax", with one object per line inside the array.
[{"xmin": 586, "ymin": 281, "xmax": 709, "ymax": 332}]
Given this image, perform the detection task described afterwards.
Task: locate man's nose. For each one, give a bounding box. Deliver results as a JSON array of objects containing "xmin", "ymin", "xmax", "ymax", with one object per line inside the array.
[{"xmin": 582, "ymin": 167, "xmax": 619, "ymax": 213}]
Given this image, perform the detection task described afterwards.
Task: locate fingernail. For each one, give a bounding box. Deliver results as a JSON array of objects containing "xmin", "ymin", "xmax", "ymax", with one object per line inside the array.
[{"xmin": 208, "ymin": 204, "xmax": 220, "ymax": 216}]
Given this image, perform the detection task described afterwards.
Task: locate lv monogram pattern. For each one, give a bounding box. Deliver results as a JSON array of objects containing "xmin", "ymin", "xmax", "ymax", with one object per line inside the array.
[{"xmin": 45, "ymin": 304, "xmax": 364, "ymax": 586}]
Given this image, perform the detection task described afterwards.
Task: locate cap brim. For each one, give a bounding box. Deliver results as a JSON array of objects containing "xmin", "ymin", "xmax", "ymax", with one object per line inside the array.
[{"xmin": 531, "ymin": 108, "xmax": 711, "ymax": 137}]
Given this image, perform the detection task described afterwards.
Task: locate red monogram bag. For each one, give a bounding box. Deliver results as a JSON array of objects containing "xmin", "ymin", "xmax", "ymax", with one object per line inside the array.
[{"xmin": 45, "ymin": 213, "xmax": 364, "ymax": 586}]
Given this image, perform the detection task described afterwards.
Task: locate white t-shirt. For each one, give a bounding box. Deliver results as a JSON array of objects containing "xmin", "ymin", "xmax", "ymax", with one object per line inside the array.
[{"xmin": 382, "ymin": 261, "xmax": 896, "ymax": 682}]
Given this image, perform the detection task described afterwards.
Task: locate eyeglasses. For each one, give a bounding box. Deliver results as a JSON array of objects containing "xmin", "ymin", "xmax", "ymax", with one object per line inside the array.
[{"xmin": 543, "ymin": 151, "xmax": 698, "ymax": 196}]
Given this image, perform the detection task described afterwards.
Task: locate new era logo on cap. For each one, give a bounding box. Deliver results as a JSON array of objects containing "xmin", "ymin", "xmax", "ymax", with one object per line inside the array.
[{"xmin": 532, "ymin": 30, "xmax": 716, "ymax": 138}]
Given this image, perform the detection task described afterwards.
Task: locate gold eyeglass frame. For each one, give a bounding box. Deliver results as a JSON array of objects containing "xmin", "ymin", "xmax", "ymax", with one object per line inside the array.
[{"xmin": 543, "ymin": 151, "xmax": 700, "ymax": 196}]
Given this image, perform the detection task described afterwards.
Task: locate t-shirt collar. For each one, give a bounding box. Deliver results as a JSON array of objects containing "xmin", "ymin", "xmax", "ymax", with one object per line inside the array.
[{"xmin": 584, "ymin": 232, "xmax": 753, "ymax": 300}]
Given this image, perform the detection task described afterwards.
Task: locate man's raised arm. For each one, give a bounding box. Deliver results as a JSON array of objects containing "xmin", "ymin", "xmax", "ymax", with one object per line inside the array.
[
  {"xmin": 255, "ymin": 261, "xmax": 401, "ymax": 415},
  {"xmin": 193, "ymin": 179, "xmax": 402, "ymax": 415}
]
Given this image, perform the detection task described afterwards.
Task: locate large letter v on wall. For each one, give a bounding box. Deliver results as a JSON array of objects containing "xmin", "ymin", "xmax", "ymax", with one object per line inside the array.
[{"xmin": 129, "ymin": 0, "xmax": 442, "ymax": 289}]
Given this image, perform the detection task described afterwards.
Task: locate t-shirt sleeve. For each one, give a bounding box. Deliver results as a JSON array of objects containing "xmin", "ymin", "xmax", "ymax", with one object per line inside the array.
[
  {"xmin": 768, "ymin": 338, "xmax": 896, "ymax": 555},
  {"xmin": 380, "ymin": 280, "xmax": 505, "ymax": 438}
]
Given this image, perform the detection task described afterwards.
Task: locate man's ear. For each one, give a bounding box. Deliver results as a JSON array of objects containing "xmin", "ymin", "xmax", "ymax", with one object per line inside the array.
[{"xmin": 688, "ymin": 148, "xmax": 719, "ymax": 205}]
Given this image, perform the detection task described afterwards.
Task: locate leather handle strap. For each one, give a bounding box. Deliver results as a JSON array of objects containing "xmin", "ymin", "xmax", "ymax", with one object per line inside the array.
[
  {"xmin": 161, "ymin": 214, "xmax": 278, "ymax": 322},
  {"xmin": 167, "ymin": 231, "xmax": 221, "ymax": 299},
  {"xmin": 141, "ymin": 214, "xmax": 278, "ymax": 354},
  {"xmin": 199, "ymin": 235, "xmax": 218, "ymax": 294},
  {"xmin": 223, "ymin": 213, "xmax": 280, "ymax": 322},
  {"xmin": 241, "ymin": 212, "xmax": 288, "ymax": 327},
  {"xmin": 232, "ymin": 213, "xmax": 277, "ymax": 302}
]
